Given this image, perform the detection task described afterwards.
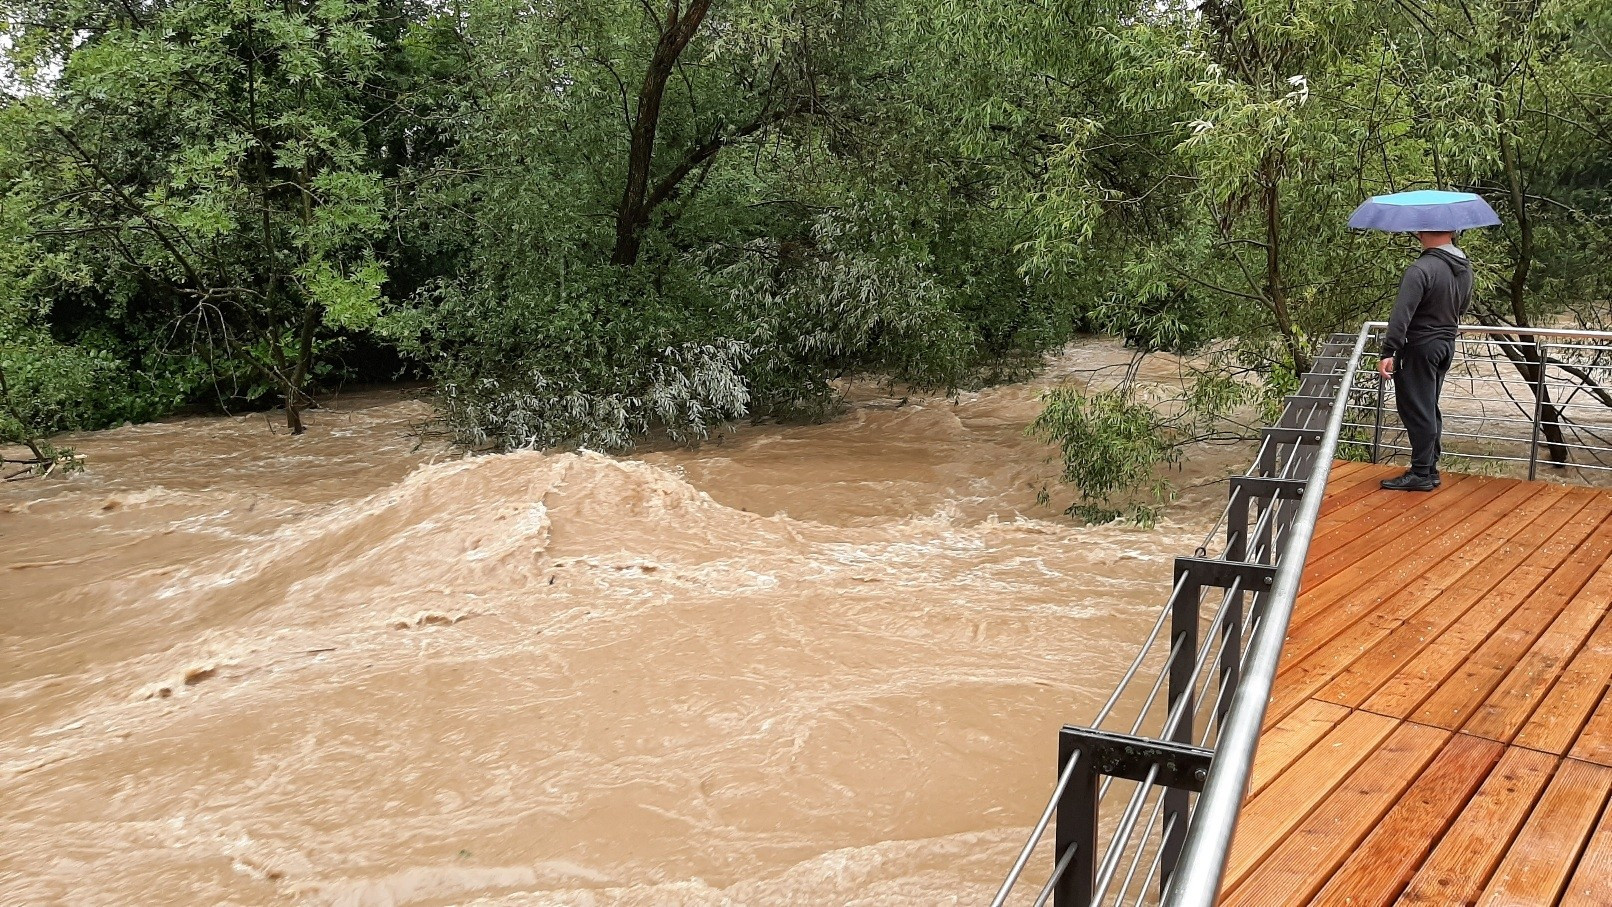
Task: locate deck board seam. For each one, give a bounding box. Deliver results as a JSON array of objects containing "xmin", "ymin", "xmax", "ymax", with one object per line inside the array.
[{"xmin": 1307, "ymin": 690, "xmax": 1606, "ymax": 760}]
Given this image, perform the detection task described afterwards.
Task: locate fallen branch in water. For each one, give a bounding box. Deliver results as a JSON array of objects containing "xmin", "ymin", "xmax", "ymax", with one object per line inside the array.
[{"xmin": 1, "ymin": 448, "xmax": 82, "ymax": 480}]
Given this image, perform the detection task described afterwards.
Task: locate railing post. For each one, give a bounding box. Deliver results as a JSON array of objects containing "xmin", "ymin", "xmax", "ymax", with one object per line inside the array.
[
  {"xmin": 1528, "ymin": 341, "xmax": 1548, "ymax": 481},
  {"xmin": 1161, "ymin": 576, "xmax": 1200, "ymax": 893},
  {"xmin": 1054, "ymin": 731, "xmax": 1097, "ymax": 907},
  {"xmin": 1227, "ymin": 488, "xmax": 1250, "ymax": 563},
  {"xmin": 1372, "ymin": 368, "xmax": 1385, "ymax": 464}
]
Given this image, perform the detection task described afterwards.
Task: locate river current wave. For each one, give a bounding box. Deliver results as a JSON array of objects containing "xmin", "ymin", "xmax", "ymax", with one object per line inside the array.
[{"xmin": 1, "ymin": 342, "xmax": 1243, "ymax": 905}]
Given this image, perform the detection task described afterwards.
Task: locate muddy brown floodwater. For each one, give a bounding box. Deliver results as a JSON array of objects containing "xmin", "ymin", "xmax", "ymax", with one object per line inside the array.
[{"xmin": 1, "ymin": 341, "xmax": 1248, "ymax": 906}]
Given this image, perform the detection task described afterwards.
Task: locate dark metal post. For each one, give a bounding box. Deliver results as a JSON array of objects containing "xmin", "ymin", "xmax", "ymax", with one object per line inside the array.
[
  {"xmin": 1054, "ymin": 730, "xmax": 1097, "ymax": 907},
  {"xmin": 1372, "ymin": 369, "xmax": 1385, "ymax": 464},
  {"xmin": 1528, "ymin": 342, "xmax": 1548, "ymax": 481},
  {"xmin": 1227, "ymin": 489, "xmax": 1250, "ymax": 563},
  {"xmin": 1161, "ymin": 579, "xmax": 1200, "ymax": 893}
]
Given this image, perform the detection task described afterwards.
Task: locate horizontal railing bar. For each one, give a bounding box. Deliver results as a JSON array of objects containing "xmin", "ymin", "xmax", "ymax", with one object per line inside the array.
[
  {"xmin": 1457, "ymin": 343, "xmax": 1612, "ymax": 356},
  {"xmin": 1343, "ymin": 429, "xmax": 1612, "ymax": 463},
  {"xmin": 1367, "ymin": 321, "xmax": 1612, "ymax": 341},
  {"xmin": 1541, "ymin": 398, "xmax": 1612, "ymax": 411}
]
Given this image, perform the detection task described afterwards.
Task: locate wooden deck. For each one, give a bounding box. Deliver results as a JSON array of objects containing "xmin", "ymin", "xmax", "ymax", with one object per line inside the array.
[{"xmin": 1222, "ymin": 462, "xmax": 1612, "ymax": 907}]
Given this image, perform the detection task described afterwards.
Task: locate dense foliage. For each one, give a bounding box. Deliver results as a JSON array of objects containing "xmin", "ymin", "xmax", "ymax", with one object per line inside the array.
[{"xmin": 2, "ymin": 0, "xmax": 1609, "ymax": 507}]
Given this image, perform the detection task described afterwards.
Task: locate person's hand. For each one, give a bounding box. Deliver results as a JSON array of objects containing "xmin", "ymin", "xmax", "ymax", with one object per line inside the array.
[{"xmin": 1378, "ymin": 356, "xmax": 1395, "ymax": 379}]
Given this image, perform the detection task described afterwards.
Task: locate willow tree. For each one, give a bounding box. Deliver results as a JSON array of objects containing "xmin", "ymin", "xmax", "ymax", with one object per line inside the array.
[
  {"xmin": 395, "ymin": 0, "xmax": 1108, "ymax": 450},
  {"xmin": 1021, "ymin": 0, "xmax": 1426, "ymax": 518}
]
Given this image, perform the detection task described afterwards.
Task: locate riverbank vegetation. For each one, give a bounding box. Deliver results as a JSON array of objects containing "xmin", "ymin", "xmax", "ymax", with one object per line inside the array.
[{"xmin": 2, "ymin": 0, "xmax": 1609, "ymax": 507}]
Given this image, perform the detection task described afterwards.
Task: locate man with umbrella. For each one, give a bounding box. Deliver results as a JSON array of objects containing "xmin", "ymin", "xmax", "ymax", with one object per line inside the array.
[{"xmin": 1348, "ymin": 190, "xmax": 1500, "ymax": 491}]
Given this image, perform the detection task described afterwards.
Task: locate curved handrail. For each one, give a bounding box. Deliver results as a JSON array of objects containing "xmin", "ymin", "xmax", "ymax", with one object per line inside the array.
[
  {"xmin": 993, "ymin": 320, "xmax": 1612, "ymax": 906},
  {"xmin": 1159, "ymin": 322, "xmax": 1374, "ymax": 906},
  {"xmin": 989, "ymin": 331, "xmax": 1355, "ymax": 906}
]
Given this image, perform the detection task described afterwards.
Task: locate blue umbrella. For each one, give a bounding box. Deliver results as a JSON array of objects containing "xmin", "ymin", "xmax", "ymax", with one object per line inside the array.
[{"xmin": 1347, "ymin": 190, "xmax": 1501, "ymax": 232}]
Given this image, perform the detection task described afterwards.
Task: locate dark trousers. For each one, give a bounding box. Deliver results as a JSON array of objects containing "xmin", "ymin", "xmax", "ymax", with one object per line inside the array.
[{"xmin": 1394, "ymin": 338, "xmax": 1455, "ymax": 475}]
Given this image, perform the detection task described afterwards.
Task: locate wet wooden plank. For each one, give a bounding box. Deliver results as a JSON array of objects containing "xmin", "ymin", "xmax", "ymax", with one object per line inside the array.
[
  {"xmin": 1320, "ymin": 458, "xmax": 1370, "ymax": 488},
  {"xmin": 1359, "ymin": 494, "xmax": 1612, "ymax": 723},
  {"xmin": 1272, "ymin": 480, "xmax": 1523, "ymax": 681},
  {"xmin": 1287, "ymin": 479, "xmax": 1516, "ymax": 635},
  {"xmin": 1475, "ymin": 758, "xmax": 1612, "ymax": 907},
  {"xmin": 1219, "ymin": 721, "xmax": 1450, "ymax": 907},
  {"xmin": 1315, "ymin": 485, "xmax": 1584, "ymax": 712},
  {"xmin": 1515, "ymin": 607, "xmax": 1612, "ymax": 758},
  {"xmin": 1221, "ymin": 710, "xmax": 1399, "ymax": 891},
  {"xmin": 1396, "ymin": 746, "xmax": 1558, "ymax": 907},
  {"xmin": 1249, "ymin": 699, "xmax": 1350, "ymax": 796},
  {"xmin": 1297, "ymin": 474, "xmax": 1512, "ymax": 598},
  {"xmin": 1304, "ymin": 733, "xmax": 1502, "ymax": 907},
  {"xmin": 1302, "ymin": 474, "xmax": 1491, "ymax": 577},
  {"xmin": 1261, "ymin": 482, "xmax": 1563, "ymax": 727},
  {"xmin": 1559, "ymin": 796, "xmax": 1612, "ymax": 907},
  {"xmin": 1360, "ymin": 565, "xmax": 1549, "ymax": 721},
  {"xmin": 1569, "ymin": 690, "xmax": 1612, "ymax": 768},
  {"xmin": 1316, "ymin": 462, "xmax": 1396, "ymax": 515},
  {"xmin": 1466, "ymin": 551, "xmax": 1612, "ymax": 745},
  {"xmin": 1309, "ymin": 467, "xmax": 1470, "ymax": 538},
  {"xmin": 1312, "ymin": 470, "xmax": 1408, "ymax": 519},
  {"xmin": 1411, "ymin": 502, "xmax": 1612, "ymax": 732}
]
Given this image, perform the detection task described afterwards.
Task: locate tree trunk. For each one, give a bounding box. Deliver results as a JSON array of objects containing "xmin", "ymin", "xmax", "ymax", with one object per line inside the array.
[
  {"xmin": 285, "ymin": 158, "xmax": 318, "ymax": 435},
  {"xmin": 1262, "ymin": 159, "xmax": 1310, "ymax": 375},
  {"xmin": 284, "ymin": 301, "xmax": 319, "ymax": 435},
  {"xmin": 611, "ymin": 0, "xmax": 714, "ymax": 266},
  {"xmin": 0, "ymin": 361, "xmax": 50, "ymax": 464},
  {"xmin": 1499, "ymin": 124, "xmax": 1568, "ymax": 465}
]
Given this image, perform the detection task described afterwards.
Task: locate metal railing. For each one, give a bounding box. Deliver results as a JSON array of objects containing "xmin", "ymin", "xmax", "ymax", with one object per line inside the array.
[
  {"xmin": 990, "ymin": 321, "xmax": 1612, "ymax": 907},
  {"xmin": 1345, "ymin": 323, "xmax": 1612, "ymax": 482}
]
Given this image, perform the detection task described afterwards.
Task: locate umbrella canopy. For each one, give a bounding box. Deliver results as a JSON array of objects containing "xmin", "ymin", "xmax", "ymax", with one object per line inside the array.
[{"xmin": 1347, "ymin": 190, "xmax": 1501, "ymax": 232}]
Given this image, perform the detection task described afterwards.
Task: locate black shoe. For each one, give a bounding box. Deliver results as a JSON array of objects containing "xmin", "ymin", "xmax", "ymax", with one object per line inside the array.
[{"xmin": 1381, "ymin": 471, "xmax": 1439, "ymax": 492}]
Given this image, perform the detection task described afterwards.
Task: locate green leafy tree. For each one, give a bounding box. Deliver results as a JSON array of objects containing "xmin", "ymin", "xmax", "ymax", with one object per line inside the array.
[
  {"xmin": 2, "ymin": 0, "xmax": 398, "ymax": 433},
  {"xmin": 394, "ymin": 0, "xmax": 1101, "ymax": 450}
]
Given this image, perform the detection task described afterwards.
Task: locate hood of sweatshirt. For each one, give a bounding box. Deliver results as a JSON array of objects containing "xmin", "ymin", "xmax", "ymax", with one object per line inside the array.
[{"xmin": 1426, "ymin": 247, "xmax": 1472, "ymax": 277}]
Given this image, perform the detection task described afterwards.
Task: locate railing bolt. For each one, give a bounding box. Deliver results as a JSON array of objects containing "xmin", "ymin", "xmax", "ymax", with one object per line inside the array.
[{"xmin": 1194, "ymin": 768, "xmax": 1208, "ymax": 783}]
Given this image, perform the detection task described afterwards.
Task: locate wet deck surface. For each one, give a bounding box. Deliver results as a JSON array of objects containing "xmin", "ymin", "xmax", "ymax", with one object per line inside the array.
[{"xmin": 1223, "ymin": 461, "xmax": 1612, "ymax": 907}]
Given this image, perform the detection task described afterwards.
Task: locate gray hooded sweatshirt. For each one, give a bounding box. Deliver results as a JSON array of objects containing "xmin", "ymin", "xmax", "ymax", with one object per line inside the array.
[{"xmin": 1382, "ymin": 247, "xmax": 1473, "ymax": 358}]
